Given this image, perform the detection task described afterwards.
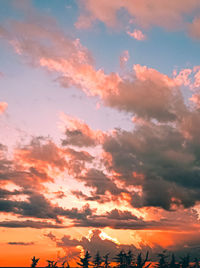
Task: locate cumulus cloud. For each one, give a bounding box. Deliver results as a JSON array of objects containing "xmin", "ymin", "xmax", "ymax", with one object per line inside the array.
[
  {"xmin": 48, "ymin": 226, "xmax": 200, "ymax": 260},
  {"xmin": 53, "ymin": 229, "xmax": 132, "ymax": 259},
  {"xmin": 102, "ymin": 119, "xmax": 200, "ymax": 210},
  {"xmin": 77, "ymin": 168, "xmax": 126, "ymax": 197}
]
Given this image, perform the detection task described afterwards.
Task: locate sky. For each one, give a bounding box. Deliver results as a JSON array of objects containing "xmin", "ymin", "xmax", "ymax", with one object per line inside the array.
[{"xmin": 0, "ymin": 0, "xmax": 200, "ymax": 266}]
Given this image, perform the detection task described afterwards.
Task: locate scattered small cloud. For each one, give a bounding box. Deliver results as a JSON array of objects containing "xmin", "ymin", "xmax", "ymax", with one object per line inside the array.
[
  {"xmin": 127, "ymin": 29, "xmax": 146, "ymax": 41},
  {"xmin": 0, "ymin": 102, "xmax": 8, "ymax": 115}
]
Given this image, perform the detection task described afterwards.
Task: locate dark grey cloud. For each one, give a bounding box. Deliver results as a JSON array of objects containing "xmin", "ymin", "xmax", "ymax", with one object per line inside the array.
[
  {"xmin": 52, "ymin": 228, "xmax": 157, "ymax": 260},
  {"xmin": 102, "ymin": 119, "xmax": 200, "ymax": 210},
  {"xmin": 0, "ymin": 138, "xmax": 60, "ymax": 191},
  {"xmin": 71, "ymin": 190, "xmax": 110, "ymax": 203},
  {"xmin": 0, "ymin": 190, "xmax": 94, "ymax": 223},
  {"xmin": 56, "ymin": 229, "xmax": 121, "ymax": 258},
  {"xmin": 77, "ymin": 168, "xmax": 127, "ymax": 196},
  {"xmin": 65, "ymin": 148, "xmax": 94, "ymax": 162},
  {"xmin": 73, "ymin": 211, "xmax": 177, "ymax": 230},
  {"xmin": 0, "ymin": 220, "xmax": 65, "ymax": 229},
  {"xmin": 18, "ymin": 137, "xmax": 67, "ymax": 171},
  {"xmin": 8, "ymin": 242, "xmax": 34, "ymax": 246},
  {"xmin": 62, "ymin": 129, "xmax": 96, "ymax": 147},
  {"xmin": 104, "ymin": 78, "xmax": 186, "ymax": 122}
]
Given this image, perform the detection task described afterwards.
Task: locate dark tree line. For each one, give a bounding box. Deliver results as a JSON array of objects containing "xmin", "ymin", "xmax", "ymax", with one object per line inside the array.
[{"xmin": 30, "ymin": 250, "xmax": 200, "ymax": 268}]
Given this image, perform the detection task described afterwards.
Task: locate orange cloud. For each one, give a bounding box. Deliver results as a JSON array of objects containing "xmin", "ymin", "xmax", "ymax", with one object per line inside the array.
[
  {"xmin": 40, "ymin": 57, "xmax": 120, "ymax": 98},
  {"xmin": 0, "ymin": 101, "xmax": 8, "ymax": 114},
  {"xmin": 190, "ymin": 93, "xmax": 200, "ymax": 108},
  {"xmin": 60, "ymin": 113, "xmax": 106, "ymax": 147}
]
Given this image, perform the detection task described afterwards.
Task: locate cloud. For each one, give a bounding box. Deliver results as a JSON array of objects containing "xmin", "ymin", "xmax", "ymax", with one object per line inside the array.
[
  {"xmin": 75, "ymin": 0, "xmax": 200, "ymax": 35},
  {"xmin": 127, "ymin": 30, "xmax": 146, "ymax": 41},
  {"xmin": 8, "ymin": 242, "xmax": 34, "ymax": 246},
  {"xmin": 48, "ymin": 214, "xmax": 200, "ymax": 258},
  {"xmin": 190, "ymin": 94, "xmax": 200, "ymax": 108},
  {"xmin": 0, "ymin": 187, "xmax": 95, "ymax": 223},
  {"xmin": 102, "ymin": 120, "xmax": 200, "ymax": 210},
  {"xmin": 77, "ymin": 168, "xmax": 126, "ymax": 196},
  {"xmin": 16, "ymin": 137, "xmax": 67, "ymax": 172},
  {"xmin": 0, "ymin": 220, "xmax": 66, "ymax": 229},
  {"xmin": 104, "ymin": 65, "xmax": 186, "ymax": 122},
  {"xmin": 0, "ymin": 192, "xmax": 61, "ymax": 221},
  {"xmin": 120, "ymin": 50, "xmax": 129, "ymax": 68},
  {"xmin": 0, "ymin": 138, "xmax": 61, "ymax": 191},
  {"xmin": 0, "ymin": 5, "xmax": 200, "ymax": 257},
  {"xmin": 0, "ymin": 102, "xmax": 8, "ymax": 115},
  {"xmin": 55, "ymin": 229, "xmax": 122, "ymax": 259},
  {"xmin": 60, "ymin": 114, "xmax": 105, "ymax": 147},
  {"xmin": 188, "ymin": 17, "xmax": 200, "ymax": 39},
  {"xmin": 48, "ymin": 228, "xmax": 180, "ymax": 260},
  {"xmin": 72, "ymin": 208, "xmax": 200, "ymax": 232},
  {"xmin": 0, "ymin": 11, "xmax": 190, "ymax": 123}
]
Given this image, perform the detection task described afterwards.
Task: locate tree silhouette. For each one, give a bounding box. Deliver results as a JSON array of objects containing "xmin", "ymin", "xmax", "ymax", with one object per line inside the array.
[
  {"xmin": 136, "ymin": 252, "xmax": 149, "ymax": 268},
  {"xmin": 126, "ymin": 250, "xmax": 134, "ymax": 267},
  {"xmin": 156, "ymin": 251, "xmax": 169, "ymax": 268},
  {"xmin": 193, "ymin": 258, "xmax": 199, "ymax": 268},
  {"xmin": 93, "ymin": 251, "xmax": 102, "ymax": 268},
  {"xmin": 46, "ymin": 260, "xmax": 58, "ymax": 267},
  {"xmin": 179, "ymin": 254, "xmax": 190, "ymax": 268},
  {"xmin": 77, "ymin": 251, "xmax": 92, "ymax": 268},
  {"xmin": 62, "ymin": 260, "xmax": 70, "ymax": 268},
  {"xmin": 27, "ymin": 249, "xmax": 200, "ymax": 268},
  {"xmin": 31, "ymin": 256, "xmax": 40, "ymax": 267},
  {"xmin": 103, "ymin": 253, "xmax": 110, "ymax": 268},
  {"xmin": 114, "ymin": 250, "xmax": 127, "ymax": 268},
  {"xmin": 169, "ymin": 254, "xmax": 177, "ymax": 268}
]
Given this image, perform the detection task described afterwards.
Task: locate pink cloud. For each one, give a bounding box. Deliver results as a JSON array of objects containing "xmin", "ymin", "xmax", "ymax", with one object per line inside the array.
[
  {"xmin": 127, "ymin": 29, "xmax": 146, "ymax": 41},
  {"xmin": 0, "ymin": 102, "xmax": 8, "ymax": 115},
  {"xmin": 133, "ymin": 64, "xmax": 175, "ymax": 86},
  {"xmin": 193, "ymin": 67, "xmax": 200, "ymax": 88},
  {"xmin": 188, "ymin": 17, "xmax": 200, "ymax": 39},
  {"xmin": 120, "ymin": 50, "xmax": 129, "ymax": 67},
  {"xmin": 189, "ymin": 94, "xmax": 200, "ymax": 108},
  {"xmin": 76, "ymin": 0, "xmax": 200, "ymax": 34},
  {"xmin": 59, "ymin": 113, "xmax": 106, "ymax": 147},
  {"xmin": 41, "ymin": 56, "xmax": 185, "ymax": 122},
  {"xmin": 40, "ymin": 57, "xmax": 120, "ymax": 99},
  {"xmin": 75, "ymin": 14, "xmax": 94, "ymax": 30},
  {"xmin": 173, "ymin": 66, "xmax": 200, "ymax": 90},
  {"xmin": 0, "ymin": 15, "xmax": 190, "ymax": 123},
  {"xmin": 173, "ymin": 68, "xmax": 192, "ymax": 87}
]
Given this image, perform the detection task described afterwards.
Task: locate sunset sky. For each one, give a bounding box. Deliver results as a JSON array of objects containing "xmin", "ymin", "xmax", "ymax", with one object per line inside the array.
[{"xmin": 0, "ymin": 0, "xmax": 200, "ymax": 266}]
